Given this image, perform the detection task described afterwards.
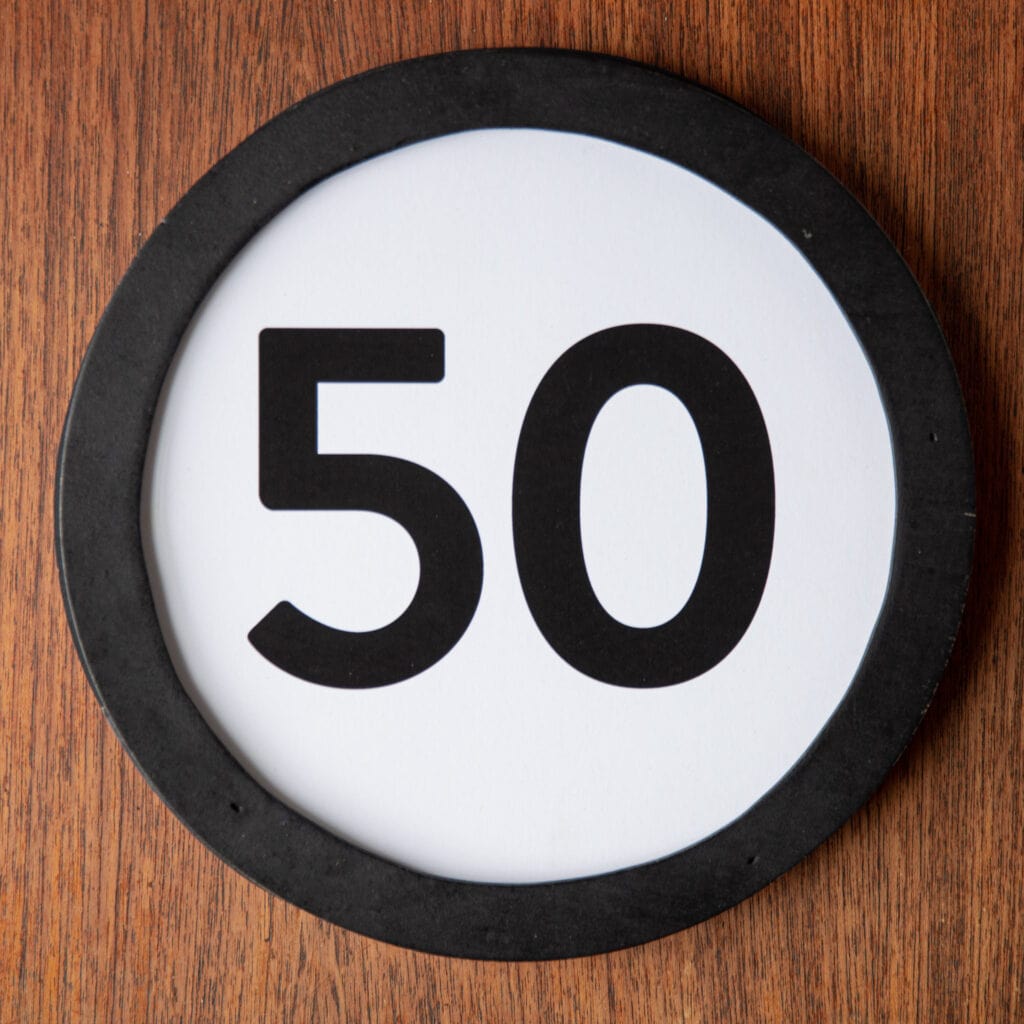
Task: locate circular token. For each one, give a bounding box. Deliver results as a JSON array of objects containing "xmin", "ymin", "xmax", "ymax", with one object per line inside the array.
[{"xmin": 56, "ymin": 49, "xmax": 973, "ymax": 959}]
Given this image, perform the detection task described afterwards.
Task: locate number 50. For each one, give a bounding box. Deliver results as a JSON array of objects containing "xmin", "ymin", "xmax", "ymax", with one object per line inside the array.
[{"xmin": 249, "ymin": 325, "xmax": 774, "ymax": 690}]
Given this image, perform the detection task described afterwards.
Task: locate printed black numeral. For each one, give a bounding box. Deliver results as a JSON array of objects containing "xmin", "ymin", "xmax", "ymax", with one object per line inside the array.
[
  {"xmin": 513, "ymin": 324, "xmax": 774, "ymax": 687},
  {"xmin": 249, "ymin": 328, "xmax": 484, "ymax": 688},
  {"xmin": 251, "ymin": 324, "xmax": 774, "ymax": 690}
]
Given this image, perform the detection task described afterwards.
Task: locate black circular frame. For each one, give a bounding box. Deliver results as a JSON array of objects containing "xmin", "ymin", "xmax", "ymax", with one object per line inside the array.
[{"xmin": 56, "ymin": 49, "xmax": 974, "ymax": 960}]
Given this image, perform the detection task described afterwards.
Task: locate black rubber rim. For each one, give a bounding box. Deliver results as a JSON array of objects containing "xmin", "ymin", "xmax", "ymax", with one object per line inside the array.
[{"xmin": 55, "ymin": 48, "xmax": 974, "ymax": 960}]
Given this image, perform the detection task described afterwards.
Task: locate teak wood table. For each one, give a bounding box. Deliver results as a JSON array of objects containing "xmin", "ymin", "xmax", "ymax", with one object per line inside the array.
[{"xmin": 2, "ymin": 1, "xmax": 1021, "ymax": 1020}]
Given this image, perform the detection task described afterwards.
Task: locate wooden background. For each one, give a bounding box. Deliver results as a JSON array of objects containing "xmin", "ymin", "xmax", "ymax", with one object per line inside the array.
[{"xmin": 2, "ymin": 0, "xmax": 1021, "ymax": 1020}]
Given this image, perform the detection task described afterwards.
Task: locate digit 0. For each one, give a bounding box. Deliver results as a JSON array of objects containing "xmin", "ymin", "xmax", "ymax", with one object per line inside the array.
[{"xmin": 512, "ymin": 324, "xmax": 774, "ymax": 687}]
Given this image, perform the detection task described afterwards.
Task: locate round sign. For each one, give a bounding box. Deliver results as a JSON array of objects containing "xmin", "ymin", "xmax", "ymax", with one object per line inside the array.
[{"xmin": 57, "ymin": 49, "xmax": 974, "ymax": 959}]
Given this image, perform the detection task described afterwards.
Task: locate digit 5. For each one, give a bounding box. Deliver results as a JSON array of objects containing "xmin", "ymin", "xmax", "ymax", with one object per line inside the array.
[{"xmin": 249, "ymin": 328, "xmax": 484, "ymax": 688}]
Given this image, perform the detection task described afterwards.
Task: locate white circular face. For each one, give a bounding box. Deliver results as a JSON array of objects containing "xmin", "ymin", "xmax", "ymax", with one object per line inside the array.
[{"xmin": 144, "ymin": 128, "xmax": 895, "ymax": 884}]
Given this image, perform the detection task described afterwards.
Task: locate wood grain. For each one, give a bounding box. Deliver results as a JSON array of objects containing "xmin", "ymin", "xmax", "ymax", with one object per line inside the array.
[{"xmin": 2, "ymin": 0, "xmax": 1021, "ymax": 1020}]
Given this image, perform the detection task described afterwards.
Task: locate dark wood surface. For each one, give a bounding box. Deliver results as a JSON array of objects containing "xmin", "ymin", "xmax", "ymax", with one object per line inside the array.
[{"xmin": 2, "ymin": 1, "xmax": 1021, "ymax": 1020}]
